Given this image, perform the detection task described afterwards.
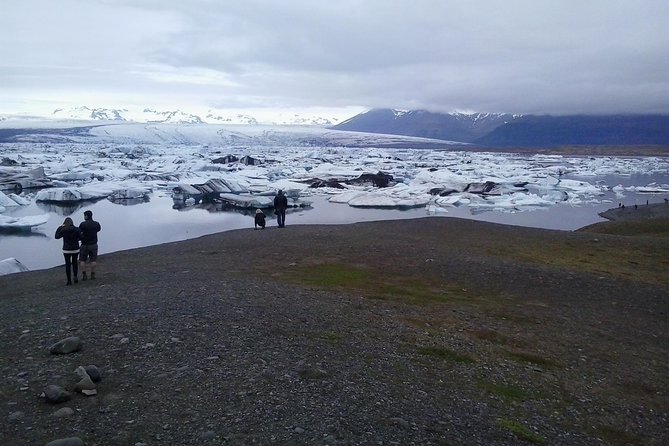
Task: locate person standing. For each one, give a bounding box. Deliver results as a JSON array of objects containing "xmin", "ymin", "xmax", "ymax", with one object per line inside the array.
[
  {"xmin": 55, "ymin": 217, "xmax": 80, "ymax": 285},
  {"xmin": 79, "ymin": 210, "xmax": 101, "ymax": 280},
  {"xmin": 273, "ymin": 189, "xmax": 288, "ymax": 228}
]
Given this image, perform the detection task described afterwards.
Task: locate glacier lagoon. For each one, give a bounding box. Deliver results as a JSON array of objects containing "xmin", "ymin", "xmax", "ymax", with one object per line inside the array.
[{"xmin": 1, "ymin": 134, "xmax": 668, "ymax": 272}]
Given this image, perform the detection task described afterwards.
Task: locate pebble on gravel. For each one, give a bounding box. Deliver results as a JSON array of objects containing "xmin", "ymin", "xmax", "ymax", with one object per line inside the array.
[
  {"xmin": 45, "ymin": 437, "xmax": 85, "ymax": 446},
  {"xmin": 49, "ymin": 337, "xmax": 83, "ymax": 355},
  {"xmin": 84, "ymin": 365, "xmax": 102, "ymax": 382},
  {"xmin": 74, "ymin": 376, "xmax": 96, "ymax": 392},
  {"xmin": 52, "ymin": 407, "xmax": 75, "ymax": 418},
  {"xmin": 8, "ymin": 410, "xmax": 25, "ymax": 422},
  {"xmin": 43, "ymin": 385, "xmax": 72, "ymax": 404}
]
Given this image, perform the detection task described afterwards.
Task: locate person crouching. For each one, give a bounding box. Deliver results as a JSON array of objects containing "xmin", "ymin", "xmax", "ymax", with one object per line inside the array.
[{"xmin": 254, "ymin": 209, "xmax": 266, "ymax": 230}]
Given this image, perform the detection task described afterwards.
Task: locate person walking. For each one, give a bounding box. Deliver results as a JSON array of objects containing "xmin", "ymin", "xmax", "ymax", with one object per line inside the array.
[
  {"xmin": 273, "ymin": 189, "xmax": 288, "ymax": 228},
  {"xmin": 79, "ymin": 210, "xmax": 101, "ymax": 280},
  {"xmin": 55, "ymin": 217, "xmax": 80, "ymax": 285}
]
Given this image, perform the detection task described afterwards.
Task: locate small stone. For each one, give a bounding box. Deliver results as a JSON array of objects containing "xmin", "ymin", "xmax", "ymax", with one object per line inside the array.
[
  {"xmin": 84, "ymin": 365, "xmax": 102, "ymax": 382},
  {"xmin": 49, "ymin": 337, "xmax": 83, "ymax": 355},
  {"xmin": 52, "ymin": 407, "xmax": 75, "ymax": 418},
  {"xmin": 110, "ymin": 333, "xmax": 125, "ymax": 340},
  {"xmin": 7, "ymin": 411, "xmax": 24, "ymax": 422},
  {"xmin": 200, "ymin": 430, "xmax": 216, "ymax": 440},
  {"xmin": 74, "ymin": 366, "xmax": 90, "ymax": 380},
  {"xmin": 389, "ymin": 417, "xmax": 410, "ymax": 429},
  {"xmin": 324, "ymin": 434, "xmax": 337, "ymax": 444},
  {"xmin": 45, "ymin": 437, "xmax": 84, "ymax": 446},
  {"xmin": 43, "ymin": 385, "xmax": 72, "ymax": 404},
  {"xmin": 120, "ymin": 337, "xmax": 130, "ymax": 344},
  {"xmin": 294, "ymin": 427, "xmax": 305, "ymax": 434},
  {"xmin": 81, "ymin": 389, "xmax": 98, "ymax": 396},
  {"xmin": 74, "ymin": 376, "xmax": 96, "ymax": 392}
]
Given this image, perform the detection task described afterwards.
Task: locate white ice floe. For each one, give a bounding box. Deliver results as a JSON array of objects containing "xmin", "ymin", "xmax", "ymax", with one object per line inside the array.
[
  {"xmin": 0, "ymin": 257, "xmax": 30, "ymax": 276},
  {"xmin": 108, "ymin": 187, "xmax": 152, "ymax": 200},
  {"xmin": 0, "ymin": 213, "xmax": 49, "ymax": 228},
  {"xmin": 219, "ymin": 193, "xmax": 274, "ymax": 209},
  {"xmin": 0, "ymin": 190, "xmax": 23, "ymax": 208}
]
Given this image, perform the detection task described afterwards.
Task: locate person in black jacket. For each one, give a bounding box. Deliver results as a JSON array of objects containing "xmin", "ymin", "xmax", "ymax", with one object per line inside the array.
[
  {"xmin": 79, "ymin": 210, "xmax": 101, "ymax": 280},
  {"xmin": 254, "ymin": 209, "xmax": 266, "ymax": 229},
  {"xmin": 55, "ymin": 217, "xmax": 80, "ymax": 285},
  {"xmin": 273, "ymin": 189, "xmax": 288, "ymax": 228}
]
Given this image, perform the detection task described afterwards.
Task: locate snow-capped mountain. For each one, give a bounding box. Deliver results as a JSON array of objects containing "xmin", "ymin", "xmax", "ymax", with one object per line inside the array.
[
  {"xmin": 334, "ymin": 108, "xmax": 669, "ymax": 147},
  {"xmin": 335, "ymin": 109, "xmax": 519, "ymax": 142},
  {"xmin": 45, "ymin": 106, "xmax": 343, "ymax": 126},
  {"xmin": 52, "ymin": 106, "xmax": 129, "ymax": 121}
]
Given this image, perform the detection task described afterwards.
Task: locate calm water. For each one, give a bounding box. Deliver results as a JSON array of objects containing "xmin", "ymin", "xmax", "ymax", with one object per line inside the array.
[{"xmin": 2, "ymin": 172, "xmax": 667, "ymax": 272}]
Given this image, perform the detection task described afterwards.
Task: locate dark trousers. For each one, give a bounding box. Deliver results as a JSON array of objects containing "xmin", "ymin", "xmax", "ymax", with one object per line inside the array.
[
  {"xmin": 63, "ymin": 253, "xmax": 79, "ymax": 282},
  {"xmin": 276, "ymin": 209, "xmax": 286, "ymax": 227}
]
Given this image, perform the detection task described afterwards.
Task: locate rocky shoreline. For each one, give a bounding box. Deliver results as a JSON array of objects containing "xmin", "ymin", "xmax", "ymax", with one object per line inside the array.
[{"xmin": 1, "ymin": 216, "xmax": 667, "ymax": 445}]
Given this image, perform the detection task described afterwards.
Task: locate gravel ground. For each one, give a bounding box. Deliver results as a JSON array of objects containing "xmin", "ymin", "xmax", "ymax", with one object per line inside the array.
[{"xmin": 1, "ymin": 217, "xmax": 667, "ymax": 446}]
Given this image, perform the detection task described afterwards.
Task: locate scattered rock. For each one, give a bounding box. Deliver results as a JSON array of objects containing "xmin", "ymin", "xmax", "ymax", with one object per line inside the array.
[
  {"xmin": 74, "ymin": 376, "xmax": 96, "ymax": 392},
  {"xmin": 52, "ymin": 407, "xmax": 75, "ymax": 418},
  {"xmin": 199, "ymin": 430, "xmax": 216, "ymax": 440},
  {"xmin": 81, "ymin": 389, "xmax": 98, "ymax": 396},
  {"xmin": 389, "ymin": 417, "xmax": 410, "ymax": 429},
  {"xmin": 7, "ymin": 410, "xmax": 24, "ymax": 422},
  {"xmin": 84, "ymin": 365, "xmax": 102, "ymax": 382},
  {"xmin": 45, "ymin": 437, "xmax": 84, "ymax": 446},
  {"xmin": 49, "ymin": 337, "xmax": 82, "ymax": 355},
  {"xmin": 43, "ymin": 385, "xmax": 72, "ymax": 404}
]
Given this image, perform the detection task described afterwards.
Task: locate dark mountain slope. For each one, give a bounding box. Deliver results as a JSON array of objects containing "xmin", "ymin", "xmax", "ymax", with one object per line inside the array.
[
  {"xmin": 475, "ymin": 114, "xmax": 669, "ymax": 147},
  {"xmin": 334, "ymin": 109, "xmax": 517, "ymax": 143}
]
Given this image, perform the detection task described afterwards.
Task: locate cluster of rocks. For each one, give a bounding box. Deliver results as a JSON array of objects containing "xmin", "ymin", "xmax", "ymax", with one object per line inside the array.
[{"xmin": 37, "ymin": 336, "xmax": 102, "ymax": 446}]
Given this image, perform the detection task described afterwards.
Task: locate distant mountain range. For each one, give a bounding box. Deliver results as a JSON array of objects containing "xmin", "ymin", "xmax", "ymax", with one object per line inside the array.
[
  {"xmin": 333, "ymin": 109, "xmax": 669, "ymax": 147},
  {"xmin": 46, "ymin": 106, "xmax": 341, "ymax": 126}
]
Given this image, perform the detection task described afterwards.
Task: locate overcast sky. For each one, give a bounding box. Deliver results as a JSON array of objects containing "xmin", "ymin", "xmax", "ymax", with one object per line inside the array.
[{"xmin": 2, "ymin": 0, "xmax": 668, "ymax": 118}]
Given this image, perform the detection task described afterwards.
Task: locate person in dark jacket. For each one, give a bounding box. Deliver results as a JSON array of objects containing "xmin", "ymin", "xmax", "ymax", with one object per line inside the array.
[
  {"xmin": 55, "ymin": 217, "xmax": 80, "ymax": 285},
  {"xmin": 79, "ymin": 210, "xmax": 101, "ymax": 280},
  {"xmin": 273, "ymin": 189, "xmax": 288, "ymax": 228},
  {"xmin": 254, "ymin": 209, "xmax": 266, "ymax": 229}
]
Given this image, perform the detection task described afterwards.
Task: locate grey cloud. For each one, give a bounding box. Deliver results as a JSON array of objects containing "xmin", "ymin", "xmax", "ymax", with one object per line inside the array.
[{"xmin": 2, "ymin": 0, "xmax": 669, "ymax": 115}]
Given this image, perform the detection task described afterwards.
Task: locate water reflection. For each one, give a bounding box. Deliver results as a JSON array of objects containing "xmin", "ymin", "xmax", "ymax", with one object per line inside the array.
[{"xmin": 0, "ymin": 227, "xmax": 49, "ymax": 238}]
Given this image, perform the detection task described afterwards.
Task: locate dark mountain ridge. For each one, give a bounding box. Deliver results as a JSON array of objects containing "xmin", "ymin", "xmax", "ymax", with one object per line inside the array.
[{"xmin": 333, "ymin": 109, "xmax": 669, "ymax": 148}]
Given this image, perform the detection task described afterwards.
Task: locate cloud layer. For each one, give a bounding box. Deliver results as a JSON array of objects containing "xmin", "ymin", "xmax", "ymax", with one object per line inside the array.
[{"xmin": 2, "ymin": 0, "xmax": 668, "ymax": 116}]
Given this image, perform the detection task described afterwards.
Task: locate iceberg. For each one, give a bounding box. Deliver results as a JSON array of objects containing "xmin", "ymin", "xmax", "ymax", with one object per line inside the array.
[
  {"xmin": 0, "ymin": 258, "xmax": 30, "ymax": 276},
  {"xmin": 0, "ymin": 213, "xmax": 49, "ymax": 229},
  {"xmin": 218, "ymin": 193, "xmax": 274, "ymax": 209}
]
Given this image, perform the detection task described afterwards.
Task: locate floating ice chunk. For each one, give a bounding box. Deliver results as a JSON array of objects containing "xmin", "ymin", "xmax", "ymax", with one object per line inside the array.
[
  {"xmin": 328, "ymin": 190, "xmax": 367, "ymax": 204},
  {"xmin": 35, "ymin": 188, "xmax": 83, "ymax": 202},
  {"xmin": 347, "ymin": 191, "xmax": 429, "ymax": 208},
  {"xmin": 0, "ymin": 213, "xmax": 49, "ymax": 228},
  {"xmin": 108, "ymin": 188, "xmax": 151, "ymax": 200},
  {"xmin": 0, "ymin": 191, "xmax": 21, "ymax": 207},
  {"xmin": 219, "ymin": 193, "xmax": 274, "ymax": 209},
  {"xmin": 7, "ymin": 193, "xmax": 30, "ymax": 205},
  {"xmin": 0, "ymin": 258, "xmax": 30, "ymax": 276},
  {"xmin": 307, "ymin": 163, "xmax": 364, "ymax": 179}
]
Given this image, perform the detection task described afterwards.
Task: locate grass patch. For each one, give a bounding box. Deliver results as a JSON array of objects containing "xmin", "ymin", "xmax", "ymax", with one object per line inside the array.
[
  {"xmin": 478, "ymin": 379, "xmax": 528, "ymax": 401},
  {"xmin": 296, "ymin": 263, "xmax": 371, "ymax": 288},
  {"xmin": 284, "ymin": 262, "xmax": 466, "ymax": 305},
  {"xmin": 416, "ymin": 346, "xmax": 475, "ymax": 364},
  {"xmin": 596, "ymin": 425, "xmax": 644, "ymax": 446},
  {"xmin": 505, "ymin": 349, "xmax": 557, "ymax": 368},
  {"xmin": 489, "ymin": 235, "xmax": 669, "ymax": 287},
  {"xmin": 581, "ymin": 218, "xmax": 669, "ymax": 238},
  {"xmin": 497, "ymin": 418, "xmax": 545, "ymax": 444}
]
